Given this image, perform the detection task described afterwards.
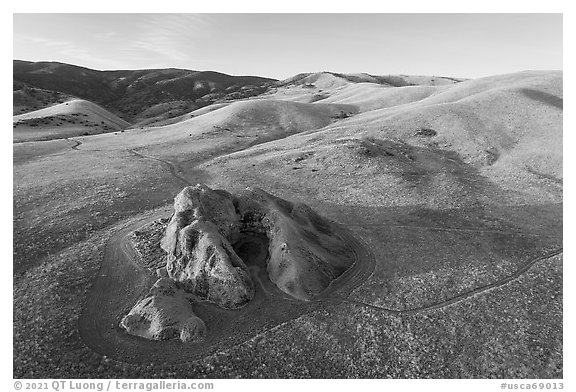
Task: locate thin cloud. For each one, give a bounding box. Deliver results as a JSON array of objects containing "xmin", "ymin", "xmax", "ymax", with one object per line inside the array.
[
  {"xmin": 126, "ymin": 14, "xmax": 215, "ymax": 64},
  {"xmin": 15, "ymin": 34, "xmax": 117, "ymax": 69}
]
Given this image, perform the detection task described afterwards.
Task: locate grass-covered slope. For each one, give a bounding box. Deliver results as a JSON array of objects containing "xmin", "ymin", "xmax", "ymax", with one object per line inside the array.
[{"xmin": 13, "ymin": 99, "xmax": 132, "ymax": 142}]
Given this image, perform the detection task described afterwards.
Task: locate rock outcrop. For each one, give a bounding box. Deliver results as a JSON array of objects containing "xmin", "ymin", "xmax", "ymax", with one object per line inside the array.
[
  {"xmin": 161, "ymin": 184, "xmax": 254, "ymax": 309},
  {"xmin": 161, "ymin": 184, "xmax": 355, "ymax": 302},
  {"xmin": 121, "ymin": 183, "xmax": 357, "ymax": 342},
  {"xmin": 234, "ymin": 187, "xmax": 356, "ymax": 301},
  {"xmin": 120, "ymin": 278, "xmax": 206, "ymax": 343}
]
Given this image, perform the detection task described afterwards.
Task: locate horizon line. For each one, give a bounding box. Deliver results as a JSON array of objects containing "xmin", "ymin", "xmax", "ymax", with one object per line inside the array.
[{"xmin": 13, "ymin": 58, "xmax": 564, "ymax": 81}]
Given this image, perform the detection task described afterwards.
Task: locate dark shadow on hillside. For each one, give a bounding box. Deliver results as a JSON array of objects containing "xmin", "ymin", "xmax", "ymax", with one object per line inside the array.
[
  {"xmin": 308, "ymin": 198, "xmax": 562, "ymax": 318},
  {"xmin": 286, "ymin": 142, "xmax": 563, "ymax": 306},
  {"xmin": 521, "ymin": 88, "xmax": 563, "ymax": 110}
]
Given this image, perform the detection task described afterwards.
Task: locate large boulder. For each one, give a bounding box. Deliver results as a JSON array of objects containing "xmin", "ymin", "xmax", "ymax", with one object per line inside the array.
[
  {"xmin": 120, "ymin": 278, "xmax": 206, "ymax": 343},
  {"xmin": 161, "ymin": 184, "xmax": 240, "ymax": 251},
  {"xmin": 167, "ymin": 220, "xmax": 254, "ymax": 308},
  {"xmin": 161, "ymin": 185, "xmax": 254, "ymax": 309}
]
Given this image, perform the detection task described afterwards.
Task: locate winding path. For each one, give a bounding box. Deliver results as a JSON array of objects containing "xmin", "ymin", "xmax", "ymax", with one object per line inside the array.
[
  {"xmin": 127, "ymin": 149, "xmax": 192, "ymax": 186},
  {"xmin": 69, "ymin": 138, "xmax": 82, "ymax": 150},
  {"xmin": 340, "ymin": 247, "xmax": 563, "ymax": 316},
  {"xmin": 348, "ymin": 223, "xmax": 559, "ymax": 238},
  {"xmin": 66, "ymin": 138, "xmax": 193, "ymax": 185}
]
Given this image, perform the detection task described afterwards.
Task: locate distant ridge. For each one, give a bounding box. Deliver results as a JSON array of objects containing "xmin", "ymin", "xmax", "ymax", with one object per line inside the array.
[
  {"xmin": 278, "ymin": 71, "xmax": 466, "ymax": 88},
  {"xmin": 13, "ymin": 60, "xmax": 277, "ymax": 123}
]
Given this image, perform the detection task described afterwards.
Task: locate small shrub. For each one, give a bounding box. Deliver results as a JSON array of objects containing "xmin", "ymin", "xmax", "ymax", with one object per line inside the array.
[{"xmin": 414, "ymin": 128, "xmax": 437, "ymax": 137}]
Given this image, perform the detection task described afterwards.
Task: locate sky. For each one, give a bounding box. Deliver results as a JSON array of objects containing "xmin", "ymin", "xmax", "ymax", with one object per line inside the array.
[{"xmin": 13, "ymin": 13, "xmax": 562, "ymax": 80}]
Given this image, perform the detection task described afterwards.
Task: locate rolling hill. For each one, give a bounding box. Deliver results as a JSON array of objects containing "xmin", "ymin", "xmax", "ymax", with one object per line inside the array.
[
  {"xmin": 13, "ymin": 60, "xmax": 277, "ymax": 123},
  {"xmin": 13, "ymin": 99, "xmax": 131, "ymax": 142},
  {"xmin": 14, "ymin": 62, "xmax": 469, "ymax": 130}
]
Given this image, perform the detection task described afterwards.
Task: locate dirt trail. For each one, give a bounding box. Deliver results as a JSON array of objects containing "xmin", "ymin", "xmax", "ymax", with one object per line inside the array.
[
  {"xmin": 341, "ymin": 247, "xmax": 563, "ymax": 316},
  {"xmin": 348, "ymin": 223, "xmax": 559, "ymax": 237},
  {"xmin": 78, "ymin": 213, "xmax": 161, "ymax": 356},
  {"xmin": 69, "ymin": 139, "xmax": 82, "ymax": 150},
  {"xmin": 127, "ymin": 149, "xmax": 192, "ymax": 186}
]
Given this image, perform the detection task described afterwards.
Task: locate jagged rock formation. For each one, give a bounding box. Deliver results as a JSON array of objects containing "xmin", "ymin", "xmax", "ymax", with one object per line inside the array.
[
  {"xmin": 160, "ymin": 184, "xmax": 254, "ymax": 309},
  {"xmin": 120, "ymin": 278, "xmax": 206, "ymax": 343},
  {"xmin": 161, "ymin": 184, "xmax": 356, "ymax": 302}
]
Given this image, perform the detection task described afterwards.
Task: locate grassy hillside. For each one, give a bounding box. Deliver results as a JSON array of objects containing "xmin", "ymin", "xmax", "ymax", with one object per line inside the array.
[
  {"xmin": 13, "ymin": 60, "xmax": 277, "ymax": 123},
  {"xmin": 13, "ymin": 99, "xmax": 131, "ymax": 142}
]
